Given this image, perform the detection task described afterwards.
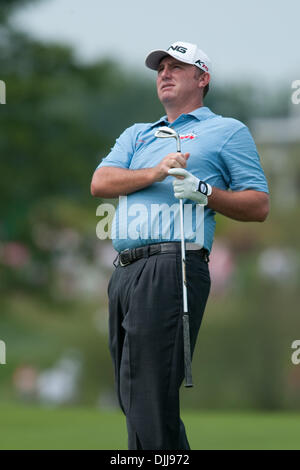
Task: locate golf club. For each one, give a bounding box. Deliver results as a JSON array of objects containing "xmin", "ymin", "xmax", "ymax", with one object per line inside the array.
[{"xmin": 154, "ymin": 126, "xmax": 193, "ymax": 388}]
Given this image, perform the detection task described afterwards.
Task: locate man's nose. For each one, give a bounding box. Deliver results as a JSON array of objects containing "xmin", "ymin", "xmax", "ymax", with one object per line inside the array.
[{"xmin": 160, "ymin": 66, "xmax": 171, "ymax": 79}]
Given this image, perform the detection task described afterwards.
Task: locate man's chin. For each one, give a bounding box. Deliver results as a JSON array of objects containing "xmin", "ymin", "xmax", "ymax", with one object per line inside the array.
[{"xmin": 158, "ymin": 90, "xmax": 176, "ymax": 104}]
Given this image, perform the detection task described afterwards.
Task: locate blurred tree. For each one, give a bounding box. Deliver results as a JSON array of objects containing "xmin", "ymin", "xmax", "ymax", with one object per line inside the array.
[
  {"xmin": 0, "ymin": 0, "xmax": 43, "ymax": 24},
  {"xmin": 0, "ymin": 30, "xmax": 163, "ymax": 241}
]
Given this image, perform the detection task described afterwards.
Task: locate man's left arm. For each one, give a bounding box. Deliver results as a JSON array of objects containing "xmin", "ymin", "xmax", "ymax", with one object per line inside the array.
[
  {"xmin": 207, "ymin": 187, "xmax": 269, "ymax": 222},
  {"xmin": 210, "ymin": 123, "xmax": 269, "ymax": 222},
  {"xmin": 169, "ymin": 123, "xmax": 270, "ymax": 222}
]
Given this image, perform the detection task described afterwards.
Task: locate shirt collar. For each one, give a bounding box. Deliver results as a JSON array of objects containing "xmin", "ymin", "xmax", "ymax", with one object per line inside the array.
[
  {"xmin": 150, "ymin": 106, "xmax": 216, "ymax": 128},
  {"xmin": 150, "ymin": 116, "xmax": 169, "ymax": 129},
  {"xmin": 188, "ymin": 106, "xmax": 216, "ymax": 121}
]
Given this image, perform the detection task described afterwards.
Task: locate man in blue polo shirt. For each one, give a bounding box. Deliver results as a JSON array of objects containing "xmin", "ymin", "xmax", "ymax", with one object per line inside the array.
[{"xmin": 91, "ymin": 41, "xmax": 269, "ymax": 450}]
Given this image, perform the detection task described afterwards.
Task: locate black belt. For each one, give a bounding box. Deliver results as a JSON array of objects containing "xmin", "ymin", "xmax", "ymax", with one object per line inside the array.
[{"xmin": 116, "ymin": 242, "xmax": 209, "ymax": 267}]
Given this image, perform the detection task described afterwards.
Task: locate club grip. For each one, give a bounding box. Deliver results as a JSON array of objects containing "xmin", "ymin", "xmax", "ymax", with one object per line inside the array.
[{"xmin": 183, "ymin": 314, "xmax": 193, "ymax": 387}]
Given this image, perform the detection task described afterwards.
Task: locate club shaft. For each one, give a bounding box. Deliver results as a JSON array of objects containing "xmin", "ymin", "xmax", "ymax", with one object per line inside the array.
[
  {"xmin": 179, "ymin": 199, "xmax": 188, "ymax": 313},
  {"xmin": 177, "ymin": 136, "xmax": 188, "ymax": 311},
  {"xmin": 176, "ymin": 134, "xmax": 193, "ymax": 386},
  {"xmin": 156, "ymin": 127, "xmax": 193, "ymax": 387}
]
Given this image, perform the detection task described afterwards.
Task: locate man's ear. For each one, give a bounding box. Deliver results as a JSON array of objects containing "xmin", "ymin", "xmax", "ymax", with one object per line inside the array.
[{"xmin": 198, "ymin": 72, "xmax": 210, "ymax": 89}]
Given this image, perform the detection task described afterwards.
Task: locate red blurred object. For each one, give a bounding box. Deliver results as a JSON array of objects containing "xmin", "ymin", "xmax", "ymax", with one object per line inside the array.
[{"xmin": 0, "ymin": 242, "xmax": 30, "ymax": 268}]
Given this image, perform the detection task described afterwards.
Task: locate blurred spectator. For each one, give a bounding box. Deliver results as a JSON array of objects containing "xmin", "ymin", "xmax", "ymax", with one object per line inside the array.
[
  {"xmin": 13, "ymin": 364, "xmax": 38, "ymax": 402},
  {"xmin": 258, "ymin": 247, "xmax": 298, "ymax": 284},
  {"xmin": 36, "ymin": 350, "xmax": 82, "ymax": 406},
  {"xmin": 209, "ymin": 240, "xmax": 235, "ymax": 296}
]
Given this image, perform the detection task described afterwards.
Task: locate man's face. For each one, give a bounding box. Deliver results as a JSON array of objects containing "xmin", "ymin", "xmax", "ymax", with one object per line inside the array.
[{"xmin": 156, "ymin": 56, "xmax": 203, "ymax": 107}]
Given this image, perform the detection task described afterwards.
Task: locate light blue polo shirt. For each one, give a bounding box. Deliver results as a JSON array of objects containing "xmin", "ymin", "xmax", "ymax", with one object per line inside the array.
[{"xmin": 96, "ymin": 106, "xmax": 269, "ymax": 253}]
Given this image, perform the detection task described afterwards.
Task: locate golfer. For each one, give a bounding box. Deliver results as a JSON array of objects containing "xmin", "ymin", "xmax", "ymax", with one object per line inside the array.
[{"xmin": 91, "ymin": 41, "xmax": 269, "ymax": 450}]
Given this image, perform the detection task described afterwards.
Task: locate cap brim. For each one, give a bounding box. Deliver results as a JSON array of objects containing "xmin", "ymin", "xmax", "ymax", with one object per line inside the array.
[{"xmin": 145, "ymin": 50, "xmax": 171, "ymax": 70}]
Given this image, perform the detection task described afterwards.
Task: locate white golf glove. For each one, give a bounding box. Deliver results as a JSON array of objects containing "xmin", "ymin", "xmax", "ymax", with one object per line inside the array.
[{"xmin": 168, "ymin": 168, "xmax": 211, "ymax": 205}]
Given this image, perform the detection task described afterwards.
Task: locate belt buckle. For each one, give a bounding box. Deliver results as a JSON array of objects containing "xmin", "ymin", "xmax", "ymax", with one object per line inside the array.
[{"xmin": 120, "ymin": 248, "xmax": 131, "ymax": 267}]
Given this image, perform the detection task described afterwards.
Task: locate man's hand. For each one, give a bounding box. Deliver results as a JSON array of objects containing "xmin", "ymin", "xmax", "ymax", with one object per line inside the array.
[
  {"xmin": 153, "ymin": 152, "xmax": 190, "ymax": 182},
  {"xmin": 168, "ymin": 168, "xmax": 208, "ymax": 205}
]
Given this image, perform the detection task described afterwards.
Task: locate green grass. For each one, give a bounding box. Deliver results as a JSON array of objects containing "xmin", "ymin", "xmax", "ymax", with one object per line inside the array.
[{"xmin": 0, "ymin": 403, "xmax": 300, "ymax": 449}]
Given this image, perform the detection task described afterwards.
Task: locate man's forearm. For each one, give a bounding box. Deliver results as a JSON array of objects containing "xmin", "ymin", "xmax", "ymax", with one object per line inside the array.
[
  {"xmin": 207, "ymin": 187, "xmax": 269, "ymax": 222},
  {"xmin": 91, "ymin": 167, "xmax": 156, "ymax": 198},
  {"xmin": 91, "ymin": 152, "xmax": 189, "ymax": 198}
]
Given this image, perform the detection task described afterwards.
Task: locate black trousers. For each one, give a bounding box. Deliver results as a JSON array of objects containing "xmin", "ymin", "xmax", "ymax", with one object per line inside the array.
[{"xmin": 107, "ymin": 247, "xmax": 211, "ymax": 450}]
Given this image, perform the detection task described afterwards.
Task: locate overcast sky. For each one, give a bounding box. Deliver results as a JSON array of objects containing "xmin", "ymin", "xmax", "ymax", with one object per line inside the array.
[{"xmin": 12, "ymin": 0, "xmax": 300, "ymax": 88}]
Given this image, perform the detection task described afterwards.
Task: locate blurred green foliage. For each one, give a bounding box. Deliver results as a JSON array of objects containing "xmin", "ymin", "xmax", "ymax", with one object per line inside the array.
[
  {"xmin": 0, "ymin": 0, "xmax": 299, "ymax": 413},
  {"xmin": 0, "ymin": 0, "xmax": 41, "ymax": 23}
]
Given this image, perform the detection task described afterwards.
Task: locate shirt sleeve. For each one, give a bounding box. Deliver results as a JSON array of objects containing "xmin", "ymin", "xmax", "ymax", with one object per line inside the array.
[
  {"xmin": 96, "ymin": 125, "xmax": 137, "ymax": 170},
  {"xmin": 220, "ymin": 125, "xmax": 269, "ymax": 193}
]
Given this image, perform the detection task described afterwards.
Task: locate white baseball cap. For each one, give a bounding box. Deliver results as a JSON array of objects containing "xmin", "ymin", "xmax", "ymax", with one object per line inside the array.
[{"xmin": 145, "ymin": 41, "xmax": 211, "ymax": 74}]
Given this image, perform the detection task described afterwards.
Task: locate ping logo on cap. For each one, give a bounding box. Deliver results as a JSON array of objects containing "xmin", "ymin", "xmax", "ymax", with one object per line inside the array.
[{"xmin": 167, "ymin": 45, "xmax": 187, "ymax": 54}]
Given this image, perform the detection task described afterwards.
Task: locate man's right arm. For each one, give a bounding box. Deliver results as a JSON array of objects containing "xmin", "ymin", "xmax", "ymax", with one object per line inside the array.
[
  {"xmin": 90, "ymin": 167, "xmax": 156, "ymax": 198},
  {"xmin": 90, "ymin": 152, "xmax": 190, "ymax": 198}
]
